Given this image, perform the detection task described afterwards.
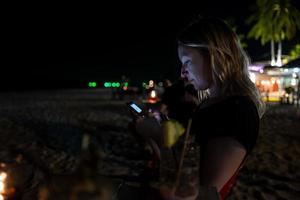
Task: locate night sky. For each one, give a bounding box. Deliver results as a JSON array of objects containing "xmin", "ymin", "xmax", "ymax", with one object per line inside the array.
[{"xmin": 3, "ymin": 1, "xmax": 300, "ymax": 90}]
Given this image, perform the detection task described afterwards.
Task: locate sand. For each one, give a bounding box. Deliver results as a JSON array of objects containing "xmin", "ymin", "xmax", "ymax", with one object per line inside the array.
[{"xmin": 0, "ymin": 89, "xmax": 299, "ymax": 199}]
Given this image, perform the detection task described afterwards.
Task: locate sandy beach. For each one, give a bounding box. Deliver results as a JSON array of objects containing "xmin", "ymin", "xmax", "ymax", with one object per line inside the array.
[{"xmin": 0, "ymin": 89, "xmax": 299, "ymax": 199}]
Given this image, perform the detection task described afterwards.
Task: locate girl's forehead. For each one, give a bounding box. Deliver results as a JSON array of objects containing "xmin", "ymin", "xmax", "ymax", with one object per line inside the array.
[{"xmin": 178, "ymin": 46, "xmax": 199, "ymax": 57}]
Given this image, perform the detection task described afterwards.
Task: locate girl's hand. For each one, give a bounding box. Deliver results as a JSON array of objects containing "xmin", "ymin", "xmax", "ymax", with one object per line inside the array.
[{"xmin": 135, "ymin": 116, "xmax": 162, "ymax": 143}]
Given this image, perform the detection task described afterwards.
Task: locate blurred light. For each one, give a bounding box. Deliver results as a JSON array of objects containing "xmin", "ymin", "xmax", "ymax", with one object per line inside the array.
[
  {"xmin": 149, "ymin": 80, "xmax": 154, "ymax": 88},
  {"xmin": 291, "ymin": 79, "xmax": 297, "ymax": 86},
  {"xmin": 158, "ymin": 82, "xmax": 163, "ymax": 87},
  {"xmin": 104, "ymin": 82, "xmax": 112, "ymax": 88},
  {"xmin": 123, "ymin": 86, "xmax": 128, "ymax": 90},
  {"xmin": 282, "ymin": 58, "xmax": 289, "ymax": 64},
  {"xmin": 0, "ymin": 173, "xmax": 6, "ymax": 182},
  {"xmin": 0, "ymin": 182, "xmax": 3, "ymax": 193},
  {"xmin": 142, "ymin": 82, "xmax": 147, "ymax": 88},
  {"xmin": 293, "ymin": 68, "xmax": 299, "ymax": 73},
  {"xmin": 248, "ymin": 64, "xmax": 264, "ymax": 72},
  {"xmin": 88, "ymin": 82, "xmax": 97, "ymax": 88},
  {"xmin": 249, "ymin": 72, "xmax": 256, "ymax": 83},
  {"xmin": 292, "ymin": 73, "xmax": 297, "ymax": 78},
  {"xmin": 259, "ymin": 69, "xmax": 264, "ymax": 73},
  {"xmin": 0, "ymin": 172, "xmax": 5, "ymax": 194},
  {"xmin": 275, "ymin": 60, "xmax": 282, "ymax": 67},
  {"xmin": 150, "ymin": 90, "xmax": 156, "ymax": 98},
  {"xmin": 116, "ymin": 82, "xmax": 120, "ymax": 87},
  {"xmin": 262, "ymin": 97, "xmax": 280, "ymax": 102},
  {"xmin": 271, "ymin": 78, "xmax": 276, "ymax": 84},
  {"xmin": 285, "ymin": 94, "xmax": 289, "ymax": 97},
  {"xmin": 148, "ymin": 99, "xmax": 157, "ymax": 104},
  {"xmin": 124, "ymin": 82, "xmax": 129, "ymax": 87},
  {"xmin": 271, "ymin": 60, "xmax": 276, "ymax": 66},
  {"xmin": 284, "ymin": 69, "xmax": 289, "ymax": 72},
  {"xmin": 261, "ymin": 80, "xmax": 270, "ymax": 85}
]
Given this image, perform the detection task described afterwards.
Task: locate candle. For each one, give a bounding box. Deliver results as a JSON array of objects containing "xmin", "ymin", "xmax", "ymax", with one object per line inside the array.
[{"xmin": 0, "ymin": 172, "xmax": 7, "ymax": 200}]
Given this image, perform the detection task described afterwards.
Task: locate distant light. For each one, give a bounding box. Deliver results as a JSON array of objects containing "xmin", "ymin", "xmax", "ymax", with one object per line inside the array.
[
  {"xmin": 292, "ymin": 73, "xmax": 297, "ymax": 78},
  {"xmin": 0, "ymin": 173, "xmax": 7, "ymax": 181},
  {"xmin": 248, "ymin": 64, "xmax": 264, "ymax": 72},
  {"xmin": 149, "ymin": 80, "xmax": 154, "ymax": 88},
  {"xmin": 249, "ymin": 72, "xmax": 256, "ymax": 83},
  {"xmin": 291, "ymin": 79, "xmax": 297, "ymax": 86},
  {"xmin": 284, "ymin": 69, "xmax": 289, "ymax": 72},
  {"xmin": 0, "ymin": 182, "xmax": 4, "ymax": 194},
  {"xmin": 294, "ymin": 68, "xmax": 299, "ymax": 73},
  {"xmin": 275, "ymin": 60, "xmax": 282, "ymax": 67},
  {"xmin": 158, "ymin": 82, "xmax": 163, "ymax": 87},
  {"xmin": 142, "ymin": 82, "xmax": 147, "ymax": 88},
  {"xmin": 124, "ymin": 82, "xmax": 129, "ymax": 87},
  {"xmin": 261, "ymin": 80, "xmax": 270, "ymax": 85},
  {"xmin": 116, "ymin": 82, "xmax": 120, "ymax": 87},
  {"xmin": 270, "ymin": 78, "xmax": 276, "ymax": 84},
  {"xmin": 88, "ymin": 82, "xmax": 97, "ymax": 88},
  {"xmin": 150, "ymin": 90, "xmax": 156, "ymax": 98},
  {"xmin": 271, "ymin": 60, "xmax": 276, "ymax": 66},
  {"xmin": 259, "ymin": 69, "xmax": 264, "ymax": 73},
  {"xmin": 104, "ymin": 82, "xmax": 112, "ymax": 88}
]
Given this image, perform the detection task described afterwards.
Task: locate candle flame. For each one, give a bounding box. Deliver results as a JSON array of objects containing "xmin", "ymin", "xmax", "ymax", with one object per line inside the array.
[
  {"xmin": 0, "ymin": 172, "xmax": 7, "ymax": 198},
  {"xmin": 0, "ymin": 173, "xmax": 6, "ymax": 182},
  {"xmin": 150, "ymin": 90, "xmax": 156, "ymax": 98},
  {"xmin": 0, "ymin": 182, "xmax": 4, "ymax": 193}
]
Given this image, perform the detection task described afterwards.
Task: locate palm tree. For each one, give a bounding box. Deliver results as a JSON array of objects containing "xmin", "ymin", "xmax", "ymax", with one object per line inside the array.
[
  {"xmin": 289, "ymin": 44, "xmax": 300, "ymax": 60},
  {"xmin": 247, "ymin": 0, "xmax": 300, "ymax": 66}
]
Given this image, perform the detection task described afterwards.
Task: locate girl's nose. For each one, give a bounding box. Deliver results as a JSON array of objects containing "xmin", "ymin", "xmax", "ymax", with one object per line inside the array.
[{"xmin": 181, "ymin": 68, "xmax": 188, "ymax": 79}]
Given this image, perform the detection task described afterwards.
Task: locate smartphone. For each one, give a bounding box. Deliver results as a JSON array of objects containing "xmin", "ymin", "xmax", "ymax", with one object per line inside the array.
[{"xmin": 126, "ymin": 101, "xmax": 145, "ymax": 117}]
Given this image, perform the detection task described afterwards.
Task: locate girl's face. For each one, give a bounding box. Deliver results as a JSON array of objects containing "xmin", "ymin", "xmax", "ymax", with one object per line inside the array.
[{"xmin": 178, "ymin": 45, "xmax": 213, "ymax": 91}]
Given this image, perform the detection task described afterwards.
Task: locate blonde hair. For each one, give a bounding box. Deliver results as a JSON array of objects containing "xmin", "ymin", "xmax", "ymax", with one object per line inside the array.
[{"xmin": 177, "ymin": 17, "xmax": 265, "ymax": 118}]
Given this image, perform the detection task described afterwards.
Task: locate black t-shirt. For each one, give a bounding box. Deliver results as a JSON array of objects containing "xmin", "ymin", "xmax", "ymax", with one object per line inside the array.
[
  {"xmin": 161, "ymin": 80, "xmax": 198, "ymax": 124},
  {"xmin": 191, "ymin": 95, "xmax": 259, "ymax": 153}
]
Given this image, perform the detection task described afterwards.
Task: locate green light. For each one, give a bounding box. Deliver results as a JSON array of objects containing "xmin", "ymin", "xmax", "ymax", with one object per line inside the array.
[
  {"xmin": 142, "ymin": 82, "xmax": 147, "ymax": 88},
  {"xmin": 124, "ymin": 82, "xmax": 129, "ymax": 87},
  {"xmin": 112, "ymin": 82, "xmax": 116, "ymax": 87},
  {"xmin": 104, "ymin": 82, "xmax": 112, "ymax": 87},
  {"xmin": 88, "ymin": 82, "xmax": 97, "ymax": 88},
  {"xmin": 116, "ymin": 82, "xmax": 120, "ymax": 87}
]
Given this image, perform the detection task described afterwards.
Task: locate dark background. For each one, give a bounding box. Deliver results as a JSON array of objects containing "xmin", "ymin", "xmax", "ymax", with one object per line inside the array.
[{"xmin": 2, "ymin": 1, "xmax": 300, "ymax": 90}]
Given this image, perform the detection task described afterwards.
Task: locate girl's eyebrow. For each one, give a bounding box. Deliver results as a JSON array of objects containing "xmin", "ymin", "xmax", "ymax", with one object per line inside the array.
[{"xmin": 183, "ymin": 60, "xmax": 190, "ymax": 64}]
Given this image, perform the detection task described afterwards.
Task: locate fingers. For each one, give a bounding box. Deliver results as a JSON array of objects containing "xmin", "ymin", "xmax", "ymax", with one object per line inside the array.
[{"xmin": 135, "ymin": 116, "xmax": 144, "ymax": 123}]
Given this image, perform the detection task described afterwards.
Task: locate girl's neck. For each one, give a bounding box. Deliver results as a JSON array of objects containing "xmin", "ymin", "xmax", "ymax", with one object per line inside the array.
[{"xmin": 208, "ymin": 83, "xmax": 221, "ymax": 98}]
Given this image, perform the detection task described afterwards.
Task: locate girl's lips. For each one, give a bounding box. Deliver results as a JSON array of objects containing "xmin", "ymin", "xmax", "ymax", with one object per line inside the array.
[{"xmin": 184, "ymin": 79, "xmax": 194, "ymax": 86}]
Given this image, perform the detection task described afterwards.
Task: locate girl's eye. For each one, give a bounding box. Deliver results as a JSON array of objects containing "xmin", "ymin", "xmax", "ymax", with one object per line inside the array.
[{"xmin": 184, "ymin": 61, "xmax": 191, "ymax": 67}]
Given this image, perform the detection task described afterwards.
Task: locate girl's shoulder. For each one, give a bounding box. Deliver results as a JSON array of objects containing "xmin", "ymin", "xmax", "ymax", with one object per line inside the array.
[{"xmin": 197, "ymin": 95, "xmax": 254, "ymax": 110}]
